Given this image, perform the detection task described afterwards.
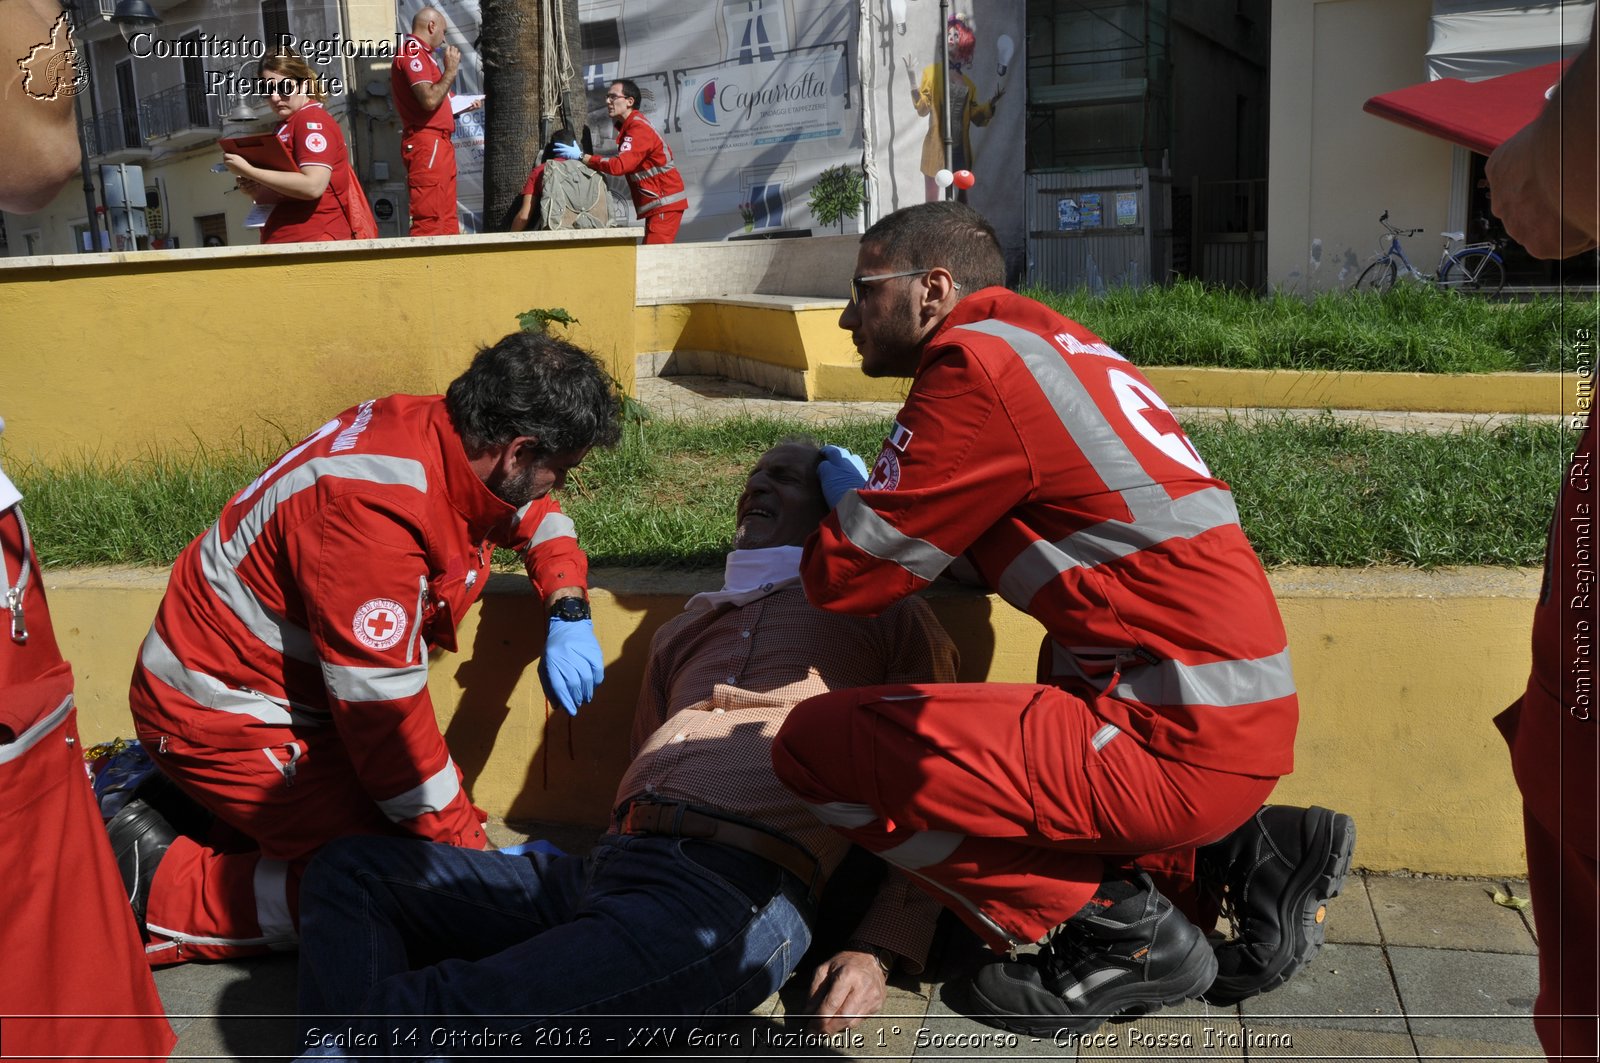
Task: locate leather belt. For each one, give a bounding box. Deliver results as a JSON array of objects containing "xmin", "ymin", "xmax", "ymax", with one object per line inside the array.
[{"xmin": 618, "ymin": 799, "xmax": 824, "ymax": 902}]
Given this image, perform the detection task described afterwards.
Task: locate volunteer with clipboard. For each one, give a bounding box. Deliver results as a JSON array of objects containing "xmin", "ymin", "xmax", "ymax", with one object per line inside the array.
[{"xmin": 223, "ymin": 51, "xmax": 355, "ymax": 244}]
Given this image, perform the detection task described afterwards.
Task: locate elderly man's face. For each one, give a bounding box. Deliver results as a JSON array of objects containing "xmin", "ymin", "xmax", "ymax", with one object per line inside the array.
[{"xmin": 734, "ymin": 443, "xmax": 828, "ymax": 550}]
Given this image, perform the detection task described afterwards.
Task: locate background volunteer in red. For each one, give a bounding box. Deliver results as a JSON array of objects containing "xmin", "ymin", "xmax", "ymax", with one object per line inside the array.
[
  {"xmin": 115, "ymin": 331, "xmax": 621, "ymax": 965},
  {"xmin": 771, "ymin": 201, "xmax": 1356, "ymax": 1036},
  {"xmin": 391, "ymin": 6, "xmax": 472, "ymax": 237},
  {"xmin": 556, "ymin": 78, "xmax": 687, "ymax": 244},
  {"xmin": 223, "ymin": 51, "xmax": 356, "ymax": 245}
]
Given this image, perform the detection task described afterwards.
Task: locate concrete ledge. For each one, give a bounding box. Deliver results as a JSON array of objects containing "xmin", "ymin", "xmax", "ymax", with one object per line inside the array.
[
  {"xmin": 48, "ymin": 564, "xmax": 1537, "ymax": 877},
  {"xmin": 810, "ymin": 361, "xmax": 1582, "ymax": 414}
]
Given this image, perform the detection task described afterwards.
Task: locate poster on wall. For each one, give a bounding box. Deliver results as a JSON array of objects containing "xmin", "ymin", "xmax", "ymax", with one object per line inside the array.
[
  {"xmin": 864, "ymin": 0, "xmax": 1028, "ymax": 271},
  {"xmin": 427, "ymin": 0, "xmax": 1025, "ymax": 256}
]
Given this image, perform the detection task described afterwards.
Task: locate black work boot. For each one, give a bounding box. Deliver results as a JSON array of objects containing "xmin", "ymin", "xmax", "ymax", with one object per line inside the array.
[
  {"xmin": 105, "ymin": 797, "xmax": 178, "ymax": 940},
  {"xmin": 1197, "ymin": 804, "xmax": 1356, "ymax": 1005},
  {"xmin": 965, "ymin": 872, "xmax": 1218, "ymax": 1037}
]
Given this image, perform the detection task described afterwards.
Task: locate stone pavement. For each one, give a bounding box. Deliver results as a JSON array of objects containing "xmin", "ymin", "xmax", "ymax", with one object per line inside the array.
[{"xmin": 151, "ymin": 818, "xmax": 1545, "ymax": 1063}]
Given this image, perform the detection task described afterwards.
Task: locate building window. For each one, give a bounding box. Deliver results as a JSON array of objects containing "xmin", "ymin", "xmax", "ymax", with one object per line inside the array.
[
  {"xmin": 114, "ymin": 58, "xmax": 141, "ymax": 149},
  {"xmin": 262, "ymin": 0, "xmax": 291, "ymax": 51},
  {"xmin": 580, "ymin": 18, "xmax": 620, "ymax": 88},
  {"xmin": 749, "ymin": 181, "xmax": 782, "ymax": 228}
]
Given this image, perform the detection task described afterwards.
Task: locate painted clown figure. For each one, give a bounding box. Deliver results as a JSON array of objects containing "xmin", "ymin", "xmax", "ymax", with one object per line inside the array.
[{"xmin": 905, "ymin": 13, "xmax": 1005, "ymax": 203}]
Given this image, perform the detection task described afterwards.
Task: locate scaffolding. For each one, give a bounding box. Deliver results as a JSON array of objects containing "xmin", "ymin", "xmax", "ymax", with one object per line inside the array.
[{"xmin": 1024, "ymin": 0, "xmax": 1171, "ymax": 172}]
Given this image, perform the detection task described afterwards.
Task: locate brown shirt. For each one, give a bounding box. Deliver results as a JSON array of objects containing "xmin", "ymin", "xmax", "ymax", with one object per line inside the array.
[{"xmin": 615, "ymin": 582, "xmax": 958, "ymax": 969}]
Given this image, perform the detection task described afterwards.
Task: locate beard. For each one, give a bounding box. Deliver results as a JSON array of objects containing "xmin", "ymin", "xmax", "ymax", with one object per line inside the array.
[
  {"xmin": 490, "ymin": 466, "xmax": 540, "ymax": 509},
  {"xmin": 859, "ymin": 288, "xmax": 927, "ymax": 378}
]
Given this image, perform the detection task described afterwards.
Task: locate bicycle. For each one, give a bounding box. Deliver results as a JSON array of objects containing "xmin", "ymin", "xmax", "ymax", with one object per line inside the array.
[{"xmin": 1351, "ymin": 210, "xmax": 1506, "ymax": 296}]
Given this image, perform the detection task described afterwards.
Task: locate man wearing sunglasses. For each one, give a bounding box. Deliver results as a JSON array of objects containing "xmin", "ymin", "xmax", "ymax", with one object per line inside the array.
[
  {"xmin": 391, "ymin": 7, "xmax": 475, "ymax": 236},
  {"xmin": 773, "ymin": 201, "xmax": 1355, "ymax": 1037},
  {"xmin": 553, "ymin": 79, "xmax": 688, "ymax": 244}
]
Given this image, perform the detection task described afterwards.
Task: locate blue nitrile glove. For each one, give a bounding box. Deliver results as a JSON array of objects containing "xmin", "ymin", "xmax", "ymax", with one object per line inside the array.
[
  {"xmin": 818, "ymin": 444, "xmax": 869, "ymax": 508},
  {"xmin": 539, "ymin": 617, "xmax": 604, "ymax": 715},
  {"xmin": 552, "ymin": 142, "xmax": 583, "ymax": 161}
]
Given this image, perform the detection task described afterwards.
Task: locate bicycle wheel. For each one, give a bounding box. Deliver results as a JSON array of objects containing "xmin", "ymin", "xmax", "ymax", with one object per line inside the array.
[
  {"xmin": 1440, "ymin": 251, "xmax": 1506, "ymax": 296},
  {"xmin": 1353, "ymin": 259, "xmax": 1397, "ymax": 293}
]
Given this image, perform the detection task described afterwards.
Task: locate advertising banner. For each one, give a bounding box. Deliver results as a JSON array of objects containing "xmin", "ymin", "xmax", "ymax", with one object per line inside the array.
[{"xmin": 431, "ymin": 0, "xmax": 1025, "ymax": 257}]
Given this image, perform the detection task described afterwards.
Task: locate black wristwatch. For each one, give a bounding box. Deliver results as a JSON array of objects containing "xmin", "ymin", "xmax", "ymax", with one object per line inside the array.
[{"xmin": 548, "ymin": 596, "xmax": 591, "ymax": 622}]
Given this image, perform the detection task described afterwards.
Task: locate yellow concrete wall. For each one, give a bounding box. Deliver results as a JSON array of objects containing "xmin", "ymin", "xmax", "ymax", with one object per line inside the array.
[
  {"xmin": 47, "ymin": 564, "xmax": 1537, "ymax": 876},
  {"xmin": 0, "ymin": 232, "xmax": 639, "ymax": 465},
  {"xmin": 635, "ymin": 302, "xmax": 858, "ymax": 398}
]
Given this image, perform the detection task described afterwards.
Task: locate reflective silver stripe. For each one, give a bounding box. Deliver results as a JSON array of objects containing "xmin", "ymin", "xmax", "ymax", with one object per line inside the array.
[
  {"xmin": 526, "ymin": 511, "xmax": 577, "ymax": 553},
  {"xmin": 201, "ymin": 455, "xmax": 428, "ymax": 660},
  {"xmin": 997, "ymin": 487, "xmax": 1241, "ymax": 607},
  {"xmin": 0, "ymin": 692, "xmax": 72, "ymax": 765},
  {"xmin": 1091, "ymin": 723, "xmax": 1122, "ymax": 751},
  {"xmin": 1062, "ymin": 967, "xmax": 1126, "ymax": 1002},
  {"xmin": 806, "ymin": 800, "xmax": 878, "ymax": 829},
  {"xmin": 139, "ymin": 627, "xmax": 323, "ymax": 727},
  {"xmin": 253, "ymin": 858, "xmax": 297, "ymax": 939},
  {"xmin": 627, "ymin": 161, "xmax": 678, "ymax": 182},
  {"xmin": 637, "ymin": 190, "xmax": 688, "ymax": 214},
  {"xmin": 199, "ymin": 524, "xmax": 316, "ymax": 663},
  {"xmin": 877, "ymin": 829, "xmax": 963, "ymax": 870},
  {"xmin": 376, "ymin": 759, "xmax": 462, "ymax": 822},
  {"xmin": 322, "ymin": 660, "xmax": 430, "ymax": 703},
  {"xmin": 954, "ymin": 320, "xmax": 1172, "ymax": 501},
  {"xmin": 901, "ymin": 865, "xmax": 1024, "ymax": 948},
  {"xmin": 834, "ymin": 492, "xmax": 954, "ymax": 584},
  {"xmin": 145, "ymin": 922, "xmax": 296, "ymax": 949},
  {"xmin": 1111, "ymin": 647, "xmax": 1296, "ymax": 708}
]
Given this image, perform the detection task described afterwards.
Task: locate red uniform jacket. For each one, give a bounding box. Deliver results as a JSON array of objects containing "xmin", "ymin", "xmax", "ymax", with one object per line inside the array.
[
  {"xmin": 391, "ymin": 33, "xmax": 454, "ymax": 139},
  {"xmin": 1498, "ymin": 416, "xmax": 1598, "ymax": 856},
  {"xmin": 263, "ymin": 102, "xmax": 355, "ymax": 244},
  {"xmin": 801, "ymin": 289, "xmax": 1297, "ymax": 777},
  {"xmin": 586, "ymin": 110, "xmax": 687, "ymax": 218},
  {"xmin": 130, "ymin": 396, "xmax": 589, "ymax": 843}
]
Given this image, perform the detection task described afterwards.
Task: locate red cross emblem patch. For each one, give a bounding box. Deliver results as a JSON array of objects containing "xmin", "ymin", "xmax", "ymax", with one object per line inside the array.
[{"xmin": 353, "ymin": 598, "xmax": 409, "ymax": 651}]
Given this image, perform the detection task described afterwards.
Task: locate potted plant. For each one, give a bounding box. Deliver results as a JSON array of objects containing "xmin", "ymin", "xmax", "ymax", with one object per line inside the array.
[{"xmin": 808, "ymin": 165, "xmax": 868, "ymax": 234}]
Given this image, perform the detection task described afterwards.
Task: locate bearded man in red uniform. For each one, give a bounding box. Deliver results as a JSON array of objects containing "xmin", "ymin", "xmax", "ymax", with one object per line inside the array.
[
  {"xmin": 112, "ymin": 331, "xmax": 620, "ymax": 965},
  {"xmin": 771, "ymin": 201, "xmax": 1356, "ymax": 1036},
  {"xmin": 554, "ymin": 78, "xmax": 688, "ymax": 244},
  {"xmin": 391, "ymin": 6, "xmax": 472, "ymax": 236}
]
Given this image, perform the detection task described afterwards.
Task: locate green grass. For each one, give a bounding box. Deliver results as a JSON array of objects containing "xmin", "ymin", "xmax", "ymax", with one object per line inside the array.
[
  {"xmin": 8, "ymin": 414, "xmax": 1578, "ymax": 572},
  {"xmin": 1027, "ymin": 279, "xmax": 1598, "ymax": 373}
]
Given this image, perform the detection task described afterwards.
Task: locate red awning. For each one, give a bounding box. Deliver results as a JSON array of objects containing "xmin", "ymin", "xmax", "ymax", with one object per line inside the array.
[{"xmin": 1363, "ymin": 60, "xmax": 1570, "ymax": 155}]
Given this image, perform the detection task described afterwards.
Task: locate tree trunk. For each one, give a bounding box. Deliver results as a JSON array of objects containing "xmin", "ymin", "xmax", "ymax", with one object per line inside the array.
[
  {"xmin": 560, "ymin": 0, "xmax": 589, "ymax": 149},
  {"xmin": 480, "ymin": 0, "xmax": 543, "ymax": 231}
]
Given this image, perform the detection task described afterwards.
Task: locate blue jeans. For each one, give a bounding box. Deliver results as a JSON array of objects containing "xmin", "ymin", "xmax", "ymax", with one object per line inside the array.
[{"xmin": 296, "ymin": 832, "xmax": 813, "ymax": 1060}]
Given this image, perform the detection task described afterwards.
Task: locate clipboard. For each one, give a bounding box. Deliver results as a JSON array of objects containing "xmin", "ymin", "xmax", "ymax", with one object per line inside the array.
[
  {"xmin": 220, "ymin": 133, "xmax": 299, "ymax": 173},
  {"xmin": 1363, "ymin": 60, "xmax": 1570, "ymax": 156}
]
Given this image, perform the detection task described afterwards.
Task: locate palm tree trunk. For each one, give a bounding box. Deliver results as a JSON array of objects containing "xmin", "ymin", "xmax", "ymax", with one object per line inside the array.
[{"xmin": 480, "ymin": 0, "xmax": 543, "ymax": 230}]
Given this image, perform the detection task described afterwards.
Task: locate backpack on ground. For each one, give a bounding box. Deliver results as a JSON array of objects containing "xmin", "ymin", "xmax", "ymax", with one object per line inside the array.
[{"xmin": 538, "ymin": 160, "xmax": 609, "ymax": 231}]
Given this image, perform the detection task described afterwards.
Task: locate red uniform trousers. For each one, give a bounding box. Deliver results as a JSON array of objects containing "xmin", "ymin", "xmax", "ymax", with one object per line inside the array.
[
  {"xmin": 1524, "ymin": 806, "xmax": 1599, "ymax": 1062},
  {"xmin": 130, "ymin": 721, "xmax": 485, "ymax": 966},
  {"xmin": 642, "ymin": 209, "xmax": 684, "ymax": 245},
  {"xmin": 772, "ymin": 681, "xmax": 1276, "ymax": 951},
  {"xmin": 0, "ymin": 508, "xmax": 174, "ymax": 1059},
  {"xmin": 403, "ymin": 129, "xmax": 458, "ymax": 236}
]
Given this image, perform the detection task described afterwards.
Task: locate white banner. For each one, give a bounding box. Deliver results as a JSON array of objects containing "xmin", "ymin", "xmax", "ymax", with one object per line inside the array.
[{"xmin": 675, "ymin": 42, "xmax": 850, "ymax": 156}]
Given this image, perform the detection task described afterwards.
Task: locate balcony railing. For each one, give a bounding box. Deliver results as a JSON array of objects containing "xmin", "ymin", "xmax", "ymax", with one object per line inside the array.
[
  {"xmin": 82, "ymin": 106, "xmax": 146, "ymax": 158},
  {"xmin": 142, "ymin": 83, "xmax": 218, "ymax": 142}
]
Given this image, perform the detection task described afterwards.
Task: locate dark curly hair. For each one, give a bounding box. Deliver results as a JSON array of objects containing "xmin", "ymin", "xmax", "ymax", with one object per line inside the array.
[{"xmin": 444, "ymin": 331, "xmax": 622, "ymax": 457}]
